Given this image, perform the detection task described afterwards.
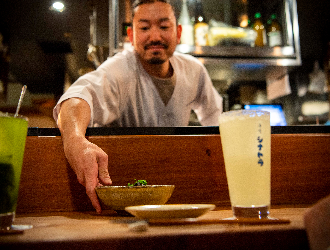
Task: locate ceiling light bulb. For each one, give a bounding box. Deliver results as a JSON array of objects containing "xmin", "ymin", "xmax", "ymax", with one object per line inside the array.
[{"xmin": 51, "ymin": 2, "xmax": 65, "ymax": 12}]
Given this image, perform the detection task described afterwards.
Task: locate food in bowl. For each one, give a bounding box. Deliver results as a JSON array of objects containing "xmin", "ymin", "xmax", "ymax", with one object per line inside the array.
[
  {"xmin": 95, "ymin": 185, "xmax": 175, "ymax": 211},
  {"xmin": 127, "ymin": 179, "xmax": 147, "ymax": 186}
]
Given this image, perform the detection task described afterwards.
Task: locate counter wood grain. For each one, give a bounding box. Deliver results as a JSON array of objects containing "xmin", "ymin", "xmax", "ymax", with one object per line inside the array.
[{"xmin": 0, "ymin": 207, "xmax": 309, "ymax": 250}]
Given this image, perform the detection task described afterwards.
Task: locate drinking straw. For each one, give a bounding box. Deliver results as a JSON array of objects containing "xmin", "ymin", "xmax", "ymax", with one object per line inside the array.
[{"xmin": 14, "ymin": 85, "xmax": 27, "ymax": 117}]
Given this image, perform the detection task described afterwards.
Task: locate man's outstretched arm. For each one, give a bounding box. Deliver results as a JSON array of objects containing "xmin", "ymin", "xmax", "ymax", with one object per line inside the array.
[{"xmin": 57, "ymin": 98, "xmax": 112, "ymax": 213}]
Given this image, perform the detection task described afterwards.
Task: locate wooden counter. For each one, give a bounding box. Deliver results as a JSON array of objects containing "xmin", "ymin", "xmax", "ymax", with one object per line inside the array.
[
  {"xmin": 3, "ymin": 129, "xmax": 330, "ymax": 249},
  {"xmin": 0, "ymin": 207, "xmax": 309, "ymax": 250}
]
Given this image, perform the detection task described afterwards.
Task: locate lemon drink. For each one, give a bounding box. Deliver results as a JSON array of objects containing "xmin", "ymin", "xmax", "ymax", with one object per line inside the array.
[{"xmin": 219, "ymin": 110, "xmax": 271, "ymax": 218}]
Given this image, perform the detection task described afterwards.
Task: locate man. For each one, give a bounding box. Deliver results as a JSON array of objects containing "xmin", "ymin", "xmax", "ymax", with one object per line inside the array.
[{"xmin": 53, "ymin": 0, "xmax": 222, "ymax": 213}]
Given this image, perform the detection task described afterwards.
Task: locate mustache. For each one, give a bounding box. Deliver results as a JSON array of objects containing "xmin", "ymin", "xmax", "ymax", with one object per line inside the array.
[{"xmin": 144, "ymin": 42, "xmax": 168, "ymax": 50}]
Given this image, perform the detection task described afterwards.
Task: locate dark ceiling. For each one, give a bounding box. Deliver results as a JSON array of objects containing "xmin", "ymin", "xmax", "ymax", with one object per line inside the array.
[{"xmin": 0, "ymin": 0, "xmax": 108, "ymax": 96}]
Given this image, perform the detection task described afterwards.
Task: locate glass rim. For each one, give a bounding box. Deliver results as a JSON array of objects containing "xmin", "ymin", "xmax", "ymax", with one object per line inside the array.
[
  {"xmin": 0, "ymin": 112, "xmax": 28, "ymax": 121},
  {"xmin": 220, "ymin": 109, "xmax": 270, "ymax": 116},
  {"xmin": 219, "ymin": 109, "xmax": 270, "ymax": 123}
]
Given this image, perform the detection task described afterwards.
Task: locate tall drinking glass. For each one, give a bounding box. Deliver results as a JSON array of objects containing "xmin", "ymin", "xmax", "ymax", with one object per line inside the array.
[
  {"xmin": 0, "ymin": 112, "xmax": 29, "ymax": 231},
  {"xmin": 219, "ymin": 110, "xmax": 271, "ymax": 219}
]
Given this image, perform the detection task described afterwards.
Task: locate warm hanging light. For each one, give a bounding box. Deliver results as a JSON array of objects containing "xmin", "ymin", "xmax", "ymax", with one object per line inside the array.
[
  {"xmin": 50, "ymin": 2, "xmax": 65, "ymax": 12},
  {"xmin": 239, "ymin": 14, "xmax": 249, "ymax": 28}
]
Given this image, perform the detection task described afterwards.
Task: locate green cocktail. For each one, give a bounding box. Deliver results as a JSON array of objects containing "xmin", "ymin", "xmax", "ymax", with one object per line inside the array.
[{"xmin": 0, "ymin": 113, "xmax": 28, "ymax": 230}]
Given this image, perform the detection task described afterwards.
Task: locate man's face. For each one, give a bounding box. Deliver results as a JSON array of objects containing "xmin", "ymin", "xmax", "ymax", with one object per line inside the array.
[{"xmin": 128, "ymin": 2, "xmax": 181, "ymax": 66}]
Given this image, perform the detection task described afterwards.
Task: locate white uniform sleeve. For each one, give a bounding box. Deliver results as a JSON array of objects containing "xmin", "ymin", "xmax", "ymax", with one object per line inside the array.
[
  {"xmin": 193, "ymin": 65, "xmax": 223, "ymax": 126},
  {"xmin": 53, "ymin": 65, "xmax": 123, "ymax": 127}
]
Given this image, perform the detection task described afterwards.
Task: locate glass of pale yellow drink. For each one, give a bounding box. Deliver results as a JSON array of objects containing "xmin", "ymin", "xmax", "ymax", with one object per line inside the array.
[
  {"xmin": 0, "ymin": 112, "xmax": 29, "ymax": 231},
  {"xmin": 219, "ymin": 110, "xmax": 271, "ymax": 219}
]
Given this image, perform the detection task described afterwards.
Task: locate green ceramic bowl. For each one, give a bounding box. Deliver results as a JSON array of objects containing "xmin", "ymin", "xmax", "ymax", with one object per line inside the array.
[{"xmin": 95, "ymin": 185, "xmax": 175, "ymax": 211}]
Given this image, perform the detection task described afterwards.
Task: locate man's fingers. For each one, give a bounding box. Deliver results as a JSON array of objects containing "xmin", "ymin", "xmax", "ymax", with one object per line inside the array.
[
  {"xmin": 85, "ymin": 170, "xmax": 102, "ymax": 213},
  {"xmin": 84, "ymin": 160, "xmax": 103, "ymax": 213},
  {"xmin": 98, "ymin": 168, "xmax": 112, "ymax": 186},
  {"xmin": 75, "ymin": 170, "xmax": 86, "ymax": 187},
  {"xmin": 97, "ymin": 151, "xmax": 112, "ymax": 186},
  {"xmin": 86, "ymin": 185, "xmax": 102, "ymax": 214}
]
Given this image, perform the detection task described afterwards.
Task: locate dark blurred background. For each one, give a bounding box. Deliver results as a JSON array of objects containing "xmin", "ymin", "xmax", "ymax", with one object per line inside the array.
[
  {"xmin": 0, "ymin": 0, "xmax": 329, "ymax": 126},
  {"xmin": 0, "ymin": 0, "xmax": 109, "ymax": 98},
  {"xmin": 0, "ymin": 0, "xmax": 329, "ymax": 93}
]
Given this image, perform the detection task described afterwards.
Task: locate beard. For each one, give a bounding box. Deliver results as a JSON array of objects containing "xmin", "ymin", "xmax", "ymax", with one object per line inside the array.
[
  {"xmin": 147, "ymin": 56, "xmax": 166, "ymax": 65},
  {"xmin": 144, "ymin": 42, "xmax": 168, "ymax": 64}
]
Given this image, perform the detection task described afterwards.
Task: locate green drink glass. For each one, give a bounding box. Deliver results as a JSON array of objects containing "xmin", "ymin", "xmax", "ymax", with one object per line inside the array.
[{"xmin": 0, "ymin": 112, "xmax": 28, "ymax": 231}]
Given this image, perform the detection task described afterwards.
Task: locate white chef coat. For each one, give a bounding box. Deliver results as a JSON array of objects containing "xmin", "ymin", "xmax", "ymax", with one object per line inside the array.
[{"xmin": 53, "ymin": 49, "xmax": 222, "ymax": 127}]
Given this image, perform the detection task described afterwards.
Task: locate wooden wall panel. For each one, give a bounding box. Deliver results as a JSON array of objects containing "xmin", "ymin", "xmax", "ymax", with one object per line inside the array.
[
  {"xmin": 16, "ymin": 134, "xmax": 330, "ymax": 213},
  {"xmin": 271, "ymin": 134, "xmax": 330, "ymax": 205}
]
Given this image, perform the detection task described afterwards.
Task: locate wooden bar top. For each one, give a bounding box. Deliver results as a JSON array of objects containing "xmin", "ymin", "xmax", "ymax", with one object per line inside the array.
[
  {"xmin": 5, "ymin": 131, "xmax": 328, "ymax": 249},
  {"xmin": 0, "ymin": 207, "xmax": 309, "ymax": 250}
]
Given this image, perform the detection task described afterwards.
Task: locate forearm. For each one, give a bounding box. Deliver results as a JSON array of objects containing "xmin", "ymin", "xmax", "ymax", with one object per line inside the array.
[
  {"xmin": 57, "ymin": 98, "xmax": 91, "ymax": 144},
  {"xmin": 57, "ymin": 97, "xmax": 111, "ymax": 213}
]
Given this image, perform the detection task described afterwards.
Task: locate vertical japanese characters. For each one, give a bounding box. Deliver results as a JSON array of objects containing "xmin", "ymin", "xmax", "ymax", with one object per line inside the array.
[{"xmin": 257, "ymin": 123, "xmax": 264, "ymax": 166}]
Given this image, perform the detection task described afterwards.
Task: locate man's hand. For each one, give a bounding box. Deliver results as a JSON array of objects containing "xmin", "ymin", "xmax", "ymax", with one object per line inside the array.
[
  {"xmin": 63, "ymin": 136, "xmax": 112, "ymax": 213},
  {"xmin": 57, "ymin": 98, "xmax": 112, "ymax": 213}
]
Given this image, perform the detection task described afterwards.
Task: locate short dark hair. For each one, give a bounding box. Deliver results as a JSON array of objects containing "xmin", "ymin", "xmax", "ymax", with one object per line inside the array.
[
  {"xmin": 131, "ymin": 0, "xmax": 176, "ymax": 22},
  {"xmin": 132, "ymin": 0, "xmax": 170, "ymax": 9}
]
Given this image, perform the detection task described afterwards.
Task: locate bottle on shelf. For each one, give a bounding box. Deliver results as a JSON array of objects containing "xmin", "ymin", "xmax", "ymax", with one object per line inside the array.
[
  {"xmin": 178, "ymin": 0, "xmax": 194, "ymax": 46},
  {"xmin": 252, "ymin": 12, "xmax": 267, "ymax": 47},
  {"xmin": 237, "ymin": 0, "xmax": 249, "ymax": 28},
  {"xmin": 267, "ymin": 14, "xmax": 283, "ymax": 47},
  {"xmin": 324, "ymin": 42, "xmax": 330, "ymax": 90},
  {"xmin": 325, "ymin": 42, "xmax": 330, "ymax": 123},
  {"xmin": 194, "ymin": 0, "xmax": 209, "ymax": 46},
  {"xmin": 122, "ymin": 0, "xmax": 132, "ymax": 50}
]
